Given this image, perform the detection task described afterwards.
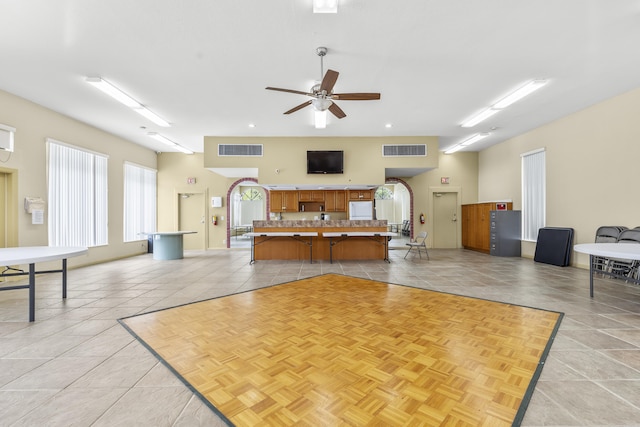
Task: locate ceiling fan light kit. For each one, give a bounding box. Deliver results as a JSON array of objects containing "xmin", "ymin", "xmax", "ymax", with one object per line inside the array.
[
  {"xmin": 313, "ymin": 0, "xmax": 338, "ymax": 14},
  {"xmin": 266, "ymin": 47, "xmax": 380, "ymax": 128}
]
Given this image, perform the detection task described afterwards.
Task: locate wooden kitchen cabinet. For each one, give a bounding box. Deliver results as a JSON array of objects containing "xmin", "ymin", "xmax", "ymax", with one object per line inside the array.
[
  {"xmin": 270, "ymin": 191, "xmax": 299, "ymax": 212},
  {"xmin": 324, "ymin": 190, "xmax": 346, "ymax": 212},
  {"xmin": 462, "ymin": 202, "xmax": 513, "ymax": 253},
  {"xmin": 348, "ymin": 190, "xmax": 373, "ymax": 201},
  {"xmin": 299, "ymin": 190, "xmax": 325, "ymax": 202}
]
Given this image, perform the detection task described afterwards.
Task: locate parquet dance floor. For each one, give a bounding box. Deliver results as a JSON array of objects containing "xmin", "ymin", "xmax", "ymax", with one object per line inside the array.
[{"xmin": 120, "ymin": 274, "xmax": 562, "ymax": 426}]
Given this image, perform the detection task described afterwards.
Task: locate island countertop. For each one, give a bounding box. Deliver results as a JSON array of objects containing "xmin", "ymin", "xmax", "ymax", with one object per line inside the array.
[
  {"xmin": 253, "ymin": 220, "xmax": 388, "ymax": 228},
  {"xmin": 250, "ymin": 220, "xmax": 390, "ymax": 262}
]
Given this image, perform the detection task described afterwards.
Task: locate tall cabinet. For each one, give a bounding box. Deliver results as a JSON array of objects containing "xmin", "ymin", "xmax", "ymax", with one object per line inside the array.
[
  {"xmin": 489, "ymin": 210, "xmax": 521, "ymax": 257},
  {"xmin": 461, "ymin": 202, "xmax": 513, "ymax": 254}
]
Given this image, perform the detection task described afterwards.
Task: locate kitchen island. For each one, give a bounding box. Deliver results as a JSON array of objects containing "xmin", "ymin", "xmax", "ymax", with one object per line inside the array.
[{"xmin": 251, "ymin": 220, "xmax": 392, "ymax": 262}]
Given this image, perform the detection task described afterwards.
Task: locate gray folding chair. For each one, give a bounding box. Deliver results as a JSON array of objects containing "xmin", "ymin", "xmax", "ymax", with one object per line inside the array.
[
  {"xmin": 610, "ymin": 229, "xmax": 640, "ymax": 280},
  {"xmin": 593, "ymin": 226, "xmax": 627, "ymax": 271},
  {"xmin": 404, "ymin": 231, "xmax": 429, "ymax": 259}
]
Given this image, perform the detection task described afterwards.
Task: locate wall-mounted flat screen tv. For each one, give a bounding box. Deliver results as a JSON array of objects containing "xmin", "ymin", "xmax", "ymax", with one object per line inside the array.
[{"xmin": 307, "ymin": 150, "xmax": 344, "ymax": 174}]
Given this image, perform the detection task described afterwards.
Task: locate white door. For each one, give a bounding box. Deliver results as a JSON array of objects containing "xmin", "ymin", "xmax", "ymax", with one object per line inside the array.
[
  {"xmin": 178, "ymin": 193, "xmax": 205, "ymax": 250},
  {"xmin": 433, "ymin": 192, "xmax": 458, "ymax": 248}
]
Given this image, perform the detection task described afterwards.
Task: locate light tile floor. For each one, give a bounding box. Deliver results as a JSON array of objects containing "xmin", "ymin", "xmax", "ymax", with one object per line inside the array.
[{"xmin": 1, "ymin": 248, "xmax": 639, "ymax": 426}]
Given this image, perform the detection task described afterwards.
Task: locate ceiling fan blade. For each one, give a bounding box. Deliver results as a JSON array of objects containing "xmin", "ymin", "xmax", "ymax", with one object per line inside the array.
[
  {"xmin": 284, "ymin": 100, "xmax": 312, "ymax": 115},
  {"xmin": 266, "ymin": 87, "xmax": 312, "ymax": 96},
  {"xmin": 332, "ymin": 93, "xmax": 381, "ymax": 100},
  {"xmin": 328, "ymin": 102, "xmax": 346, "ymax": 119},
  {"xmin": 320, "ymin": 69, "xmax": 339, "ymax": 93}
]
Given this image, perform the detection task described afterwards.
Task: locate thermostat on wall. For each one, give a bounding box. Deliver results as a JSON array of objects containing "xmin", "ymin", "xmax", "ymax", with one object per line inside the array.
[{"xmin": 211, "ymin": 196, "xmax": 222, "ymax": 208}]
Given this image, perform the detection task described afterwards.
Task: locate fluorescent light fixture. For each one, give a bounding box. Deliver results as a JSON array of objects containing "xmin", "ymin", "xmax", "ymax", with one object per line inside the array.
[
  {"xmin": 460, "ymin": 133, "xmax": 490, "ymax": 146},
  {"xmin": 461, "ymin": 108, "xmax": 499, "ymax": 128},
  {"xmin": 493, "ymin": 80, "xmax": 547, "ymax": 109},
  {"xmin": 315, "ymin": 110, "xmax": 327, "ymax": 129},
  {"xmin": 173, "ymin": 145, "xmax": 194, "ymax": 154},
  {"xmin": 87, "ymin": 76, "xmax": 171, "ymax": 127},
  {"xmin": 313, "ymin": 0, "xmax": 338, "ymax": 13},
  {"xmin": 134, "ymin": 107, "xmax": 171, "ymax": 127},
  {"xmin": 445, "ymin": 133, "xmax": 491, "ymax": 154},
  {"xmin": 147, "ymin": 132, "xmax": 193, "ymax": 154},
  {"xmin": 85, "ymin": 77, "xmax": 141, "ymax": 108},
  {"xmin": 147, "ymin": 132, "xmax": 175, "ymax": 146},
  {"xmin": 444, "ymin": 145, "xmax": 463, "ymax": 155}
]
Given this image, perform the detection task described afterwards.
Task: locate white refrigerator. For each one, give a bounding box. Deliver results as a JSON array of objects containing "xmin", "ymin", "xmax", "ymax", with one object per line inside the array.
[{"xmin": 348, "ymin": 201, "xmax": 373, "ymax": 220}]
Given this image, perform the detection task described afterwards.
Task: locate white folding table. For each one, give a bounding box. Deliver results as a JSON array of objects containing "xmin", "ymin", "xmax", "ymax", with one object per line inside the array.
[
  {"xmin": 0, "ymin": 246, "xmax": 88, "ymax": 321},
  {"xmin": 574, "ymin": 243, "xmax": 640, "ymax": 297}
]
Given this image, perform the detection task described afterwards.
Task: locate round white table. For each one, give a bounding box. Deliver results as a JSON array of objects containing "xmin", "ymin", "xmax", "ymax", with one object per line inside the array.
[
  {"xmin": 574, "ymin": 243, "xmax": 640, "ymax": 297},
  {"xmin": 0, "ymin": 246, "xmax": 88, "ymax": 321},
  {"xmin": 143, "ymin": 231, "xmax": 197, "ymax": 260}
]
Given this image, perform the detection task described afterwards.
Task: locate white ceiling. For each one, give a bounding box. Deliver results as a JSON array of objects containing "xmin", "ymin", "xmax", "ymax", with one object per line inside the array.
[{"xmin": 1, "ymin": 1, "xmax": 640, "ymax": 155}]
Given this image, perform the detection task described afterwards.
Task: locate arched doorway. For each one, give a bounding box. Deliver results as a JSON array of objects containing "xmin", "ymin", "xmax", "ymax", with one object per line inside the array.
[
  {"xmin": 381, "ymin": 178, "xmax": 414, "ymax": 248},
  {"xmin": 226, "ymin": 178, "xmax": 267, "ymax": 248}
]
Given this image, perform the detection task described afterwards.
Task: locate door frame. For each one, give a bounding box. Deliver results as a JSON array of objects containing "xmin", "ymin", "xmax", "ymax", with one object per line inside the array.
[
  {"xmin": 174, "ymin": 188, "xmax": 208, "ymax": 250},
  {"xmin": 428, "ymin": 186, "xmax": 461, "ymax": 249},
  {"xmin": 0, "ymin": 167, "xmax": 18, "ymax": 247}
]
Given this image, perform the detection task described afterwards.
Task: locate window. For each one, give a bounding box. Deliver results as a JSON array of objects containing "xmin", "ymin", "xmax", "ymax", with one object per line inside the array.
[
  {"xmin": 124, "ymin": 162, "xmax": 157, "ymax": 242},
  {"xmin": 240, "ymin": 188, "xmax": 263, "ymax": 201},
  {"xmin": 521, "ymin": 148, "xmax": 546, "ymax": 241},
  {"xmin": 374, "ymin": 186, "xmax": 394, "ymax": 200},
  {"xmin": 47, "ymin": 139, "xmax": 108, "ymax": 247}
]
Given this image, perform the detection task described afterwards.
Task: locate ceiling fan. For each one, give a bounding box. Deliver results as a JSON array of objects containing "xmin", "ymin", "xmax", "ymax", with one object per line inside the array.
[{"xmin": 265, "ymin": 47, "xmax": 380, "ymax": 120}]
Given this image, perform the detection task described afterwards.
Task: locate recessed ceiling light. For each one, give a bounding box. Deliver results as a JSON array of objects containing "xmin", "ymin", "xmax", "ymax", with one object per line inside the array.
[
  {"xmin": 248, "ymin": 123, "xmax": 256, "ymax": 128},
  {"xmin": 385, "ymin": 123, "xmax": 393, "ymax": 128}
]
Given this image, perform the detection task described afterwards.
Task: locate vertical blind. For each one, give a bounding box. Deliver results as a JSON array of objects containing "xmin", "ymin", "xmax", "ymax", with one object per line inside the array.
[
  {"xmin": 123, "ymin": 162, "xmax": 157, "ymax": 242},
  {"xmin": 521, "ymin": 148, "xmax": 546, "ymax": 241},
  {"xmin": 47, "ymin": 139, "xmax": 108, "ymax": 247}
]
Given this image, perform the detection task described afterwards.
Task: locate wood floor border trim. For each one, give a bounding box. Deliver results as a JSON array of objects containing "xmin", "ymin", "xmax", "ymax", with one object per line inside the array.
[
  {"xmin": 118, "ymin": 318, "xmax": 235, "ymax": 426},
  {"xmin": 119, "ymin": 273, "xmax": 564, "ymax": 426},
  {"xmin": 513, "ymin": 309, "xmax": 564, "ymax": 425}
]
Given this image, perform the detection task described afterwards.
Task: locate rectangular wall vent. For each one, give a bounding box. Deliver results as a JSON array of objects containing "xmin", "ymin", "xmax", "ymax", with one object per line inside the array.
[
  {"xmin": 382, "ymin": 144, "xmax": 427, "ymax": 157},
  {"xmin": 218, "ymin": 144, "xmax": 263, "ymax": 157}
]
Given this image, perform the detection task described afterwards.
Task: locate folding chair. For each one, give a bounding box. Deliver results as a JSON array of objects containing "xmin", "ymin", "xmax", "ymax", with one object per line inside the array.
[
  {"xmin": 593, "ymin": 226, "xmax": 627, "ymax": 271},
  {"xmin": 404, "ymin": 231, "xmax": 429, "ymax": 259}
]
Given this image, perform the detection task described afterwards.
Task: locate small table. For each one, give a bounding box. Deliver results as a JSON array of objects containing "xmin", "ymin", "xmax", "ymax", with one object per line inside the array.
[
  {"xmin": 144, "ymin": 231, "xmax": 197, "ymax": 260},
  {"xmin": 244, "ymin": 232, "xmax": 318, "ymax": 264},
  {"xmin": 0, "ymin": 246, "xmax": 88, "ymax": 321},
  {"xmin": 574, "ymin": 243, "xmax": 640, "ymax": 297},
  {"xmin": 322, "ymin": 232, "xmax": 397, "ymax": 264},
  {"xmin": 232, "ymin": 224, "xmax": 253, "ymax": 240},
  {"xmin": 388, "ymin": 223, "xmax": 401, "ymax": 233}
]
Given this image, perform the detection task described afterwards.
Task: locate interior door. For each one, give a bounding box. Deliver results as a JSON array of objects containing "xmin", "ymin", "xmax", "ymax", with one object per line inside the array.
[
  {"xmin": 433, "ymin": 192, "xmax": 458, "ymax": 248},
  {"xmin": 178, "ymin": 193, "xmax": 205, "ymax": 250}
]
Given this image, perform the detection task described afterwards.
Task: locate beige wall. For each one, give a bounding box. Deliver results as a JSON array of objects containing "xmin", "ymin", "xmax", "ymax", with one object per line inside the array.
[
  {"xmin": 407, "ymin": 151, "xmax": 479, "ymax": 247},
  {"xmin": 157, "ymin": 153, "xmax": 238, "ymax": 248},
  {"xmin": 479, "ymin": 86, "xmax": 640, "ymax": 266},
  {"xmin": 0, "ymin": 89, "xmax": 157, "ymax": 267},
  {"xmin": 161, "ymin": 141, "xmax": 479, "ymax": 249},
  {"xmin": 204, "ymin": 136, "xmax": 439, "ymax": 186}
]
